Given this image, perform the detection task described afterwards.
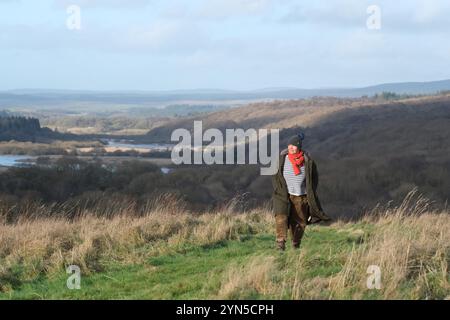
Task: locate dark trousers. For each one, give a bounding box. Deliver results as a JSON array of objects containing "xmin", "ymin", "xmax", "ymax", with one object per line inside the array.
[{"xmin": 275, "ymin": 194, "xmax": 310, "ymax": 246}]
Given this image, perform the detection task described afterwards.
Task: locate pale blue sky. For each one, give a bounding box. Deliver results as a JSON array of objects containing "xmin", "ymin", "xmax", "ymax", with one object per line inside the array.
[{"xmin": 1, "ymin": 0, "xmax": 449, "ymax": 90}]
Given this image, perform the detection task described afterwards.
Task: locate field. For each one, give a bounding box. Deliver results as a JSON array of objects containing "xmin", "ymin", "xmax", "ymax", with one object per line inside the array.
[{"xmin": 0, "ymin": 192, "xmax": 448, "ymax": 300}]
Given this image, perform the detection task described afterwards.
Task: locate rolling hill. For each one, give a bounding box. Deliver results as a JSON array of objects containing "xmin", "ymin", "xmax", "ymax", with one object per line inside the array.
[
  {"xmin": 2, "ymin": 79, "xmax": 450, "ymax": 110},
  {"xmin": 138, "ymin": 93, "xmax": 450, "ymax": 217}
]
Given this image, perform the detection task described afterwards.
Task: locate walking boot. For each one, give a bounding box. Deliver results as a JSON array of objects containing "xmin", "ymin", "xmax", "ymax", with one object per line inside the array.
[{"xmin": 276, "ymin": 240, "xmax": 286, "ymax": 251}]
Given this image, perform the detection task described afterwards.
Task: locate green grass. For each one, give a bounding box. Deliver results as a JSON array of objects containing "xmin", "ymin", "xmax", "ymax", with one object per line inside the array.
[
  {"xmin": 2, "ymin": 211, "xmax": 447, "ymax": 300},
  {"xmin": 0, "ymin": 225, "xmax": 367, "ymax": 300}
]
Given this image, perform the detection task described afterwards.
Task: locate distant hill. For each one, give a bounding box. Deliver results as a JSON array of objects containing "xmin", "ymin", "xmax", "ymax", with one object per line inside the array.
[
  {"xmin": 138, "ymin": 94, "xmax": 450, "ymax": 143},
  {"xmin": 140, "ymin": 93, "xmax": 450, "ymax": 217},
  {"xmin": 0, "ymin": 94, "xmax": 448, "ymax": 220},
  {"xmin": 2, "ymin": 79, "xmax": 450, "ymax": 110},
  {"xmin": 352, "ymin": 79, "xmax": 450, "ymax": 96}
]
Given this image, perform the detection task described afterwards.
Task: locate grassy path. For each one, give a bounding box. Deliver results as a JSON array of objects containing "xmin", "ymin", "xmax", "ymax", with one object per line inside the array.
[
  {"xmin": 1, "ymin": 207, "xmax": 448, "ymax": 299},
  {"xmin": 1, "ymin": 225, "xmax": 368, "ymax": 299}
]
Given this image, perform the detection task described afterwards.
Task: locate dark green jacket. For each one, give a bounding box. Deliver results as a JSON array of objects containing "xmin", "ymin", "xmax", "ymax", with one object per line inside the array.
[{"xmin": 272, "ymin": 149, "xmax": 331, "ymax": 224}]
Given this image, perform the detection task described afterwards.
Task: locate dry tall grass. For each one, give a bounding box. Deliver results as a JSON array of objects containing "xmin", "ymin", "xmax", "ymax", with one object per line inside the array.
[
  {"xmin": 0, "ymin": 191, "xmax": 448, "ymax": 299},
  {"xmin": 327, "ymin": 191, "xmax": 449, "ymax": 299},
  {"xmin": 217, "ymin": 255, "xmax": 277, "ymax": 299},
  {"xmin": 0, "ymin": 195, "xmax": 272, "ymax": 293},
  {"xmin": 216, "ymin": 191, "xmax": 449, "ymax": 299}
]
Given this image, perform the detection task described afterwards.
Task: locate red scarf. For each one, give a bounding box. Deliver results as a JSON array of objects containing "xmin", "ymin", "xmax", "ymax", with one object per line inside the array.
[{"xmin": 288, "ymin": 150, "xmax": 304, "ymax": 175}]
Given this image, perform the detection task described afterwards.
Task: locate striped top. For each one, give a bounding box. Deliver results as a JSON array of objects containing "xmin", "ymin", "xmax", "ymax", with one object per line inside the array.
[{"xmin": 283, "ymin": 155, "xmax": 307, "ymax": 196}]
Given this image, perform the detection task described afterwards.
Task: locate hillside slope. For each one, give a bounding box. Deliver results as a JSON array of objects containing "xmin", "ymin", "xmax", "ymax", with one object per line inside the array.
[
  {"xmin": 139, "ymin": 94, "xmax": 450, "ymax": 218},
  {"xmin": 0, "ymin": 193, "xmax": 448, "ymax": 300},
  {"xmin": 142, "ymin": 94, "xmax": 450, "ymax": 142}
]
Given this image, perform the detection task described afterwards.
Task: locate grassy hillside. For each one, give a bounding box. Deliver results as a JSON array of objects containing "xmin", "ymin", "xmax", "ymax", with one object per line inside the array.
[
  {"xmin": 297, "ymin": 95, "xmax": 450, "ymax": 216},
  {"xmin": 0, "ymin": 191, "xmax": 448, "ymax": 300},
  {"xmin": 139, "ymin": 93, "xmax": 450, "ymax": 218},
  {"xmin": 141, "ymin": 94, "xmax": 450, "ymax": 142}
]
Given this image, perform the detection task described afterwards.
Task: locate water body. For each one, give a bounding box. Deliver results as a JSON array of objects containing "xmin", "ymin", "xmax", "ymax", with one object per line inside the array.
[
  {"xmin": 161, "ymin": 167, "xmax": 171, "ymax": 174},
  {"xmin": 0, "ymin": 154, "xmax": 173, "ymax": 174},
  {"xmin": 104, "ymin": 140, "xmax": 174, "ymax": 174},
  {"xmin": 0, "ymin": 155, "xmax": 35, "ymax": 167},
  {"xmin": 1, "ymin": 140, "xmax": 174, "ymax": 172},
  {"xmin": 104, "ymin": 139, "xmax": 173, "ymax": 151}
]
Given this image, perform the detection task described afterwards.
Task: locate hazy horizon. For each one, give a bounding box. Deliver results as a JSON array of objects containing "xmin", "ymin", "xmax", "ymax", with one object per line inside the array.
[{"xmin": 0, "ymin": 78, "xmax": 447, "ymax": 93}]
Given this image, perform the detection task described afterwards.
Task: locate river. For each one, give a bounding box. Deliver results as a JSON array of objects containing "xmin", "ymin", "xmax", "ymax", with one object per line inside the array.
[
  {"xmin": 0, "ymin": 155, "xmax": 36, "ymax": 167},
  {"xmin": 103, "ymin": 139, "xmax": 173, "ymax": 152},
  {"xmin": 0, "ymin": 139, "xmax": 174, "ymax": 173}
]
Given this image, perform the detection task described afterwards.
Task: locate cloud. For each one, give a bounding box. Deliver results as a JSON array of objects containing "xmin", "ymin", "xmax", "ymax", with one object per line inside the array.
[
  {"xmin": 1, "ymin": 0, "xmax": 450, "ymax": 90},
  {"xmin": 0, "ymin": 19, "xmax": 210, "ymax": 56},
  {"xmin": 194, "ymin": 0, "xmax": 273, "ymax": 20},
  {"xmin": 116, "ymin": 20, "xmax": 210, "ymax": 54},
  {"xmin": 277, "ymin": 0, "xmax": 450, "ymax": 34},
  {"xmin": 52, "ymin": 0, "xmax": 153, "ymax": 10},
  {"xmin": 278, "ymin": 0, "xmax": 366, "ymax": 28},
  {"xmin": 385, "ymin": 0, "xmax": 450, "ymax": 33}
]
